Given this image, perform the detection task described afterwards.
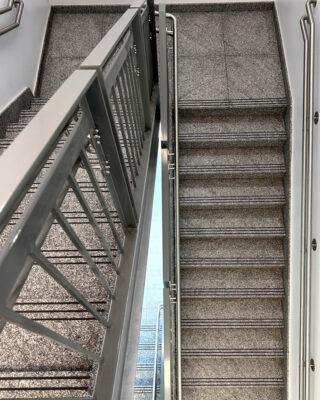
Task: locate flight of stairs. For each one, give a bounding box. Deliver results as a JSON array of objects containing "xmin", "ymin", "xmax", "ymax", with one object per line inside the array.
[
  {"xmin": 134, "ymin": 325, "xmax": 161, "ymax": 399},
  {"xmin": 178, "ymin": 112, "xmax": 287, "ymax": 399},
  {"xmin": 172, "ymin": 5, "xmax": 289, "ymax": 400}
]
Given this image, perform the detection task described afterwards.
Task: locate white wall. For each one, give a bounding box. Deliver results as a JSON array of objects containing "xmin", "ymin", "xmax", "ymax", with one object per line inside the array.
[
  {"xmin": 275, "ymin": 1, "xmax": 320, "ymax": 400},
  {"xmin": 0, "ymin": 0, "xmax": 50, "ymax": 112}
]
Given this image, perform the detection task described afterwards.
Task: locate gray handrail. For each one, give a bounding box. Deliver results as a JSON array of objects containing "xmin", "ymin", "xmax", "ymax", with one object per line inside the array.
[
  {"xmin": 300, "ymin": 2, "xmax": 317, "ymax": 400},
  {"xmin": 152, "ymin": 304, "xmax": 163, "ymax": 400},
  {"xmin": 300, "ymin": 15, "xmax": 309, "ymax": 400},
  {"xmin": 0, "ymin": 0, "xmax": 24, "ymax": 36},
  {"xmin": 158, "ymin": 6, "xmax": 180, "ymax": 399},
  {"xmin": 165, "ymin": 11, "xmax": 182, "ymax": 400}
]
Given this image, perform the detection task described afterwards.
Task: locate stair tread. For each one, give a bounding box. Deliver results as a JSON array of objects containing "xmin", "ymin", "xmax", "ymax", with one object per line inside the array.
[
  {"xmin": 180, "ymin": 257, "xmax": 285, "ymax": 268},
  {"xmin": 181, "ymin": 288, "xmax": 284, "ymax": 298}
]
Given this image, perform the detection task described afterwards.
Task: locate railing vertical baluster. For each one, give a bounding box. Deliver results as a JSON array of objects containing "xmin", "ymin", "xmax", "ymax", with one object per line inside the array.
[
  {"xmin": 120, "ymin": 67, "xmax": 142, "ymax": 159},
  {"xmin": 111, "ymin": 86, "xmax": 137, "ymax": 187},
  {"xmin": 146, "ymin": 0, "xmax": 158, "ymax": 83},
  {"xmin": 117, "ymin": 72, "xmax": 140, "ymax": 170},
  {"xmin": 131, "ymin": 11, "xmax": 152, "ymax": 129},
  {"xmin": 129, "ymin": 50, "xmax": 146, "ymax": 140},
  {"xmin": 123, "ymin": 60, "xmax": 143, "ymax": 154},
  {"xmin": 84, "ymin": 79, "xmax": 138, "ymax": 227},
  {"xmin": 127, "ymin": 50, "xmax": 145, "ymax": 148}
]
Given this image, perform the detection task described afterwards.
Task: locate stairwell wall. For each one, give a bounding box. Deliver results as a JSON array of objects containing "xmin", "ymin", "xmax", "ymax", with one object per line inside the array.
[{"xmin": 0, "ymin": 0, "xmax": 50, "ymax": 112}]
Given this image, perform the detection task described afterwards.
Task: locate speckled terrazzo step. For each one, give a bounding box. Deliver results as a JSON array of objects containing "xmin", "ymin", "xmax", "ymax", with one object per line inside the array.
[
  {"xmin": 181, "ymin": 328, "xmax": 283, "ymax": 356},
  {"xmin": 179, "ymin": 147, "xmax": 285, "ymax": 179},
  {"xmin": 180, "ymin": 179, "xmax": 286, "ymax": 209},
  {"xmin": 180, "ymin": 208, "xmax": 285, "ymax": 238},
  {"xmin": 0, "ymin": 370, "xmax": 90, "ymax": 399},
  {"xmin": 182, "ymin": 319, "xmax": 284, "ymax": 328},
  {"xmin": 181, "ymin": 268, "xmax": 284, "ymax": 291},
  {"xmin": 178, "ymin": 99, "xmax": 288, "ymax": 115},
  {"xmin": 180, "ymin": 238, "xmax": 284, "ymax": 261},
  {"xmin": 181, "ymin": 386, "xmax": 282, "ymax": 399},
  {"xmin": 181, "ymin": 288, "xmax": 284, "ymax": 299},
  {"xmin": 181, "ymin": 358, "xmax": 283, "ymax": 381},
  {"xmin": 181, "ymin": 298, "xmax": 283, "ymax": 322},
  {"xmin": 0, "ymin": 320, "xmax": 101, "ymax": 371},
  {"xmin": 179, "ymin": 113, "xmax": 287, "ymax": 148},
  {"xmin": 182, "ymin": 377, "xmax": 284, "ymax": 387},
  {"xmin": 179, "ymin": 178, "xmax": 286, "ymax": 209}
]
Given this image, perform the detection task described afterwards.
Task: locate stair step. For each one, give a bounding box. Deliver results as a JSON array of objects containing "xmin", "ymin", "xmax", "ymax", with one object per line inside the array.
[
  {"xmin": 0, "ymin": 370, "xmax": 90, "ymax": 394},
  {"xmin": 181, "ymin": 387, "xmax": 282, "ymax": 399},
  {"xmin": 180, "ymin": 208, "xmax": 285, "ymax": 238},
  {"xmin": 180, "ymin": 178, "xmax": 285, "ymax": 208},
  {"xmin": 181, "ymin": 298, "xmax": 283, "ymax": 323},
  {"xmin": 179, "ymin": 147, "xmax": 285, "ymax": 178},
  {"xmin": 0, "ymin": 320, "xmax": 102, "ymax": 370},
  {"xmin": 180, "ymin": 164, "xmax": 286, "ymax": 178},
  {"xmin": 180, "ymin": 227, "xmax": 285, "ymax": 238},
  {"xmin": 180, "ymin": 257, "xmax": 285, "ymax": 268},
  {"xmin": 178, "ymin": 98, "xmax": 287, "ymax": 114},
  {"xmin": 182, "ymin": 377, "xmax": 284, "ymax": 387},
  {"xmin": 180, "ymin": 238, "xmax": 284, "ymax": 261},
  {"xmin": 181, "ymin": 319, "xmax": 284, "ymax": 328},
  {"xmin": 181, "ymin": 348, "xmax": 284, "ymax": 358},
  {"xmin": 181, "ymin": 328, "xmax": 283, "ymax": 354},
  {"xmin": 179, "ymin": 113, "xmax": 287, "ymax": 148},
  {"xmin": 181, "ymin": 268, "xmax": 284, "ymax": 294},
  {"xmin": 181, "ymin": 288, "xmax": 284, "ymax": 298},
  {"xmin": 180, "ymin": 194, "xmax": 286, "ymax": 208},
  {"xmin": 179, "ymin": 131, "xmax": 287, "ymax": 148},
  {"xmin": 181, "ymin": 358, "xmax": 283, "ymax": 380}
]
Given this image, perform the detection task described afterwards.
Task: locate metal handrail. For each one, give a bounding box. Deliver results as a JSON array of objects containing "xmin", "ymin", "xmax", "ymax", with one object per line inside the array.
[
  {"xmin": 0, "ymin": 0, "xmax": 24, "ymax": 36},
  {"xmin": 152, "ymin": 304, "xmax": 163, "ymax": 400},
  {"xmin": 300, "ymin": 2, "xmax": 317, "ymax": 400},
  {"xmin": 300, "ymin": 15, "xmax": 309, "ymax": 400},
  {"xmin": 158, "ymin": 6, "xmax": 180, "ymax": 399},
  {"xmin": 165, "ymin": 12, "xmax": 182, "ymax": 400}
]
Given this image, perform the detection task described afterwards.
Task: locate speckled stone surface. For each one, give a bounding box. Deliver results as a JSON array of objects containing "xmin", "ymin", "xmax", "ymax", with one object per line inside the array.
[
  {"xmin": 180, "ymin": 237, "xmax": 284, "ymax": 259},
  {"xmin": 181, "ymin": 268, "xmax": 284, "ymax": 290},
  {"xmin": 181, "ymin": 298, "xmax": 283, "ymax": 320},
  {"xmin": 181, "ymin": 357, "xmax": 283, "ymax": 378},
  {"xmin": 181, "ymin": 387, "xmax": 282, "ymax": 400},
  {"xmin": 175, "ymin": 9, "xmax": 286, "ymax": 105},
  {"xmin": 38, "ymin": 9, "xmax": 122, "ymax": 98},
  {"xmin": 179, "ymin": 113, "xmax": 285, "ymax": 134},
  {"xmin": 181, "ymin": 328, "xmax": 283, "ymax": 350}
]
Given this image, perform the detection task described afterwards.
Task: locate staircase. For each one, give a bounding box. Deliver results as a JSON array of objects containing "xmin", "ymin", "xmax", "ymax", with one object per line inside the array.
[
  {"xmin": 170, "ymin": 5, "xmax": 289, "ymax": 399},
  {"xmin": 0, "ymin": 5, "xmax": 156, "ymax": 399}
]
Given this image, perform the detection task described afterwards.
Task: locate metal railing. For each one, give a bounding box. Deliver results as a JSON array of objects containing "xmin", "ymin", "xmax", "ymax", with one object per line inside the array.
[
  {"xmin": 158, "ymin": 4, "xmax": 180, "ymax": 399},
  {"xmin": 300, "ymin": 1, "xmax": 317, "ymax": 400},
  {"xmin": 0, "ymin": 1, "xmax": 159, "ymax": 398},
  {"xmin": 0, "ymin": 0, "xmax": 24, "ymax": 36}
]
